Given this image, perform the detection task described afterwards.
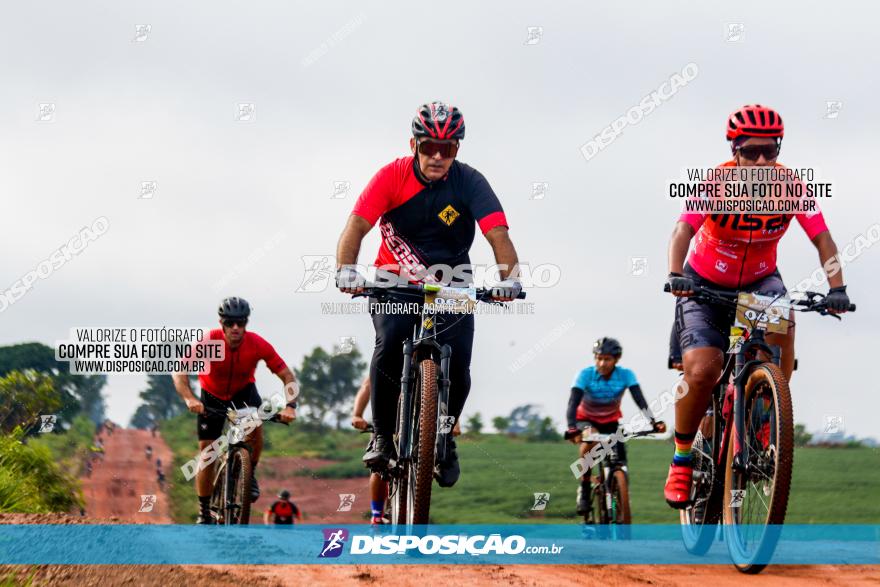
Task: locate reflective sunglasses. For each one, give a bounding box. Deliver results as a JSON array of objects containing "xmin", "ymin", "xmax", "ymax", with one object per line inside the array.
[
  {"xmin": 417, "ymin": 140, "xmax": 459, "ymax": 159},
  {"xmin": 736, "ymin": 144, "xmax": 779, "ymax": 161},
  {"xmin": 222, "ymin": 318, "xmax": 248, "ymax": 328}
]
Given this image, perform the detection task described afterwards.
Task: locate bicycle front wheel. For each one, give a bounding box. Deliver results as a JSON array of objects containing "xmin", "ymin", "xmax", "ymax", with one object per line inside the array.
[
  {"xmin": 610, "ymin": 470, "xmax": 631, "ymax": 524},
  {"xmin": 224, "ymin": 447, "xmax": 253, "ymax": 525},
  {"xmin": 408, "ymin": 359, "xmax": 438, "ymax": 525},
  {"xmin": 723, "ymin": 363, "xmax": 793, "ymax": 573}
]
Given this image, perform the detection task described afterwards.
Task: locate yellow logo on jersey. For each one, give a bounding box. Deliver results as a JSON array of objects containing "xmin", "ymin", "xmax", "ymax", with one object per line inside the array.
[
  {"xmin": 438, "ymin": 205, "xmax": 460, "ymax": 226},
  {"xmin": 423, "ymin": 317, "xmax": 434, "ymax": 330}
]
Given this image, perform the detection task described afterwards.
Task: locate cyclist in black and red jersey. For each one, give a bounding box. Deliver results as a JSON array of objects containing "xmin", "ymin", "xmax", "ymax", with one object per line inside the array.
[
  {"xmin": 263, "ymin": 489, "xmax": 302, "ymax": 525},
  {"xmin": 336, "ymin": 102, "xmax": 522, "ymax": 487},
  {"xmin": 173, "ymin": 297, "xmax": 298, "ymax": 524},
  {"xmin": 664, "ymin": 105, "xmax": 852, "ymax": 508}
]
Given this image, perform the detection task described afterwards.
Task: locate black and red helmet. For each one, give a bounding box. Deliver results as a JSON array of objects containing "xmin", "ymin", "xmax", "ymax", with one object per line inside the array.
[
  {"xmin": 412, "ymin": 102, "xmax": 465, "ymax": 140},
  {"xmin": 726, "ymin": 104, "xmax": 784, "ymax": 141}
]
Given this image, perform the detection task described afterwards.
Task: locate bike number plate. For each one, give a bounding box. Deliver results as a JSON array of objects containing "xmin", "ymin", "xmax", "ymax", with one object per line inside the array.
[
  {"xmin": 734, "ymin": 292, "xmax": 792, "ymax": 334},
  {"xmin": 430, "ymin": 287, "xmax": 477, "ymax": 313}
]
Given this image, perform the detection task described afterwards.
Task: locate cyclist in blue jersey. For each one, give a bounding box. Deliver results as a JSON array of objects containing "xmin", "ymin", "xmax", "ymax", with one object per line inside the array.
[{"xmin": 566, "ymin": 337, "xmax": 666, "ymax": 514}]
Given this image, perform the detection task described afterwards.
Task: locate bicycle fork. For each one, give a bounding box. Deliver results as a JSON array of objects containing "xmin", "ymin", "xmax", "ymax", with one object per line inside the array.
[
  {"xmin": 398, "ymin": 340, "xmax": 414, "ymax": 461},
  {"xmin": 436, "ymin": 344, "xmax": 452, "ymax": 463}
]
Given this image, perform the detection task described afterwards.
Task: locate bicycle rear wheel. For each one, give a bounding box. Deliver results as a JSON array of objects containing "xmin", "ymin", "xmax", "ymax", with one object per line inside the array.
[
  {"xmin": 408, "ymin": 359, "xmax": 438, "ymax": 525},
  {"xmin": 723, "ymin": 363, "xmax": 793, "ymax": 573},
  {"xmin": 680, "ymin": 405, "xmax": 722, "ymax": 555}
]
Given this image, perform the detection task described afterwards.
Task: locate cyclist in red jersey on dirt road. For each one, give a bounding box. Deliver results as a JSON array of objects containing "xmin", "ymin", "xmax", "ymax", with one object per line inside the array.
[
  {"xmin": 173, "ymin": 297, "xmax": 298, "ymax": 524},
  {"xmin": 664, "ymin": 105, "xmax": 852, "ymax": 508}
]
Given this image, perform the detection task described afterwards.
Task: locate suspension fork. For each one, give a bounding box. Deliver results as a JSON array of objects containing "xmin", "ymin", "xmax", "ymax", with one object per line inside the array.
[
  {"xmin": 732, "ymin": 358, "xmax": 763, "ymax": 472},
  {"xmin": 398, "ymin": 340, "xmax": 414, "ymax": 460},
  {"xmin": 436, "ymin": 344, "xmax": 452, "ymax": 462}
]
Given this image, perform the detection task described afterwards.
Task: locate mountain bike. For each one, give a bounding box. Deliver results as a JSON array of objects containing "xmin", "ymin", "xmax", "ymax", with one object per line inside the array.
[
  {"xmin": 203, "ymin": 405, "xmax": 288, "ymax": 525},
  {"xmin": 353, "ymin": 282, "xmax": 525, "ymax": 527},
  {"xmin": 667, "ymin": 283, "xmax": 855, "ymax": 573},
  {"xmin": 566, "ymin": 425, "xmax": 662, "ymax": 530}
]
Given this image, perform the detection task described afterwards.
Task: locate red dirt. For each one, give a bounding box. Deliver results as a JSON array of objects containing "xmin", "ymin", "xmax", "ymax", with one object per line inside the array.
[{"xmin": 1, "ymin": 429, "xmax": 876, "ymax": 585}]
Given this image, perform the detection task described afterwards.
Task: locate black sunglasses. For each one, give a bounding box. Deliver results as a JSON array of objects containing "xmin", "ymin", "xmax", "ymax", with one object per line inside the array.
[
  {"xmin": 222, "ymin": 318, "xmax": 248, "ymax": 328},
  {"xmin": 737, "ymin": 144, "xmax": 779, "ymax": 161},
  {"xmin": 417, "ymin": 140, "xmax": 459, "ymax": 159}
]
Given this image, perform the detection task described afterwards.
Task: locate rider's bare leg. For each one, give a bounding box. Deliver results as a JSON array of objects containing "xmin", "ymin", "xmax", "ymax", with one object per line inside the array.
[
  {"xmin": 766, "ymin": 319, "xmax": 796, "ymax": 382},
  {"xmin": 677, "ymin": 347, "xmax": 725, "ymax": 436},
  {"xmin": 370, "ymin": 472, "xmax": 386, "ymax": 502},
  {"xmin": 196, "ymin": 440, "xmax": 216, "ymax": 497},
  {"xmin": 247, "ymin": 426, "xmax": 263, "ymax": 466}
]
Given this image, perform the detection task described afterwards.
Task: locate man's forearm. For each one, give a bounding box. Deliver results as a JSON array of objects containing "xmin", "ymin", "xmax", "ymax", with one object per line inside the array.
[
  {"xmin": 485, "ymin": 227, "xmax": 520, "ymax": 280},
  {"xmin": 352, "ymin": 379, "xmax": 370, "ymax": 418},
  {"xmin": 336, "ymin": 215, "xmax": 371, "ymax": 268},
  {"xmin": 172, "ymin": 373, "xmax": 196, "ymax": 401},
  {"xmin": 277, "ymin": 368, "xmax": 298, "ymax": 404}
]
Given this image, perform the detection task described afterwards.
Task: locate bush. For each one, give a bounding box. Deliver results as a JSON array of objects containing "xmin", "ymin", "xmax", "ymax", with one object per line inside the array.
[{"xmin": 0, "ymin": 428, "xmax": 82, "ymax": 513}]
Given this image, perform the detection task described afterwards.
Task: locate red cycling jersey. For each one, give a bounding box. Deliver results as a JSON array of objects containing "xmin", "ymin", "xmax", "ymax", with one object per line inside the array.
[
  {"xmin": 352, "ymin": 157, "xmax": 508, "ymax": 284},
  {"xmin": 198, "ymin": 329, "xmax": 287, "ymax": 401},
  {"xmin": 679, "ymin": 161, "xmax": 829, "ymax": 288}
]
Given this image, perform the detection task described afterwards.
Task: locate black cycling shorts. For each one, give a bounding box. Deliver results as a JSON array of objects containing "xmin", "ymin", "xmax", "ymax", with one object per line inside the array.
[
  {"xmin": 674, "ymin": 263, "xmax": 787, "ymax": 355},
  {"xmin": 197, "ymin": 383, "xmax": 262, "ymax": 441}
]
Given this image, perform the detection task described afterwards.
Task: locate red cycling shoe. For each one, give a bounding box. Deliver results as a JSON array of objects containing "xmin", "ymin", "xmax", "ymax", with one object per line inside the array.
[{"xmin": 664, "ymin": 463, "xmax": 694, "ymax": 509}]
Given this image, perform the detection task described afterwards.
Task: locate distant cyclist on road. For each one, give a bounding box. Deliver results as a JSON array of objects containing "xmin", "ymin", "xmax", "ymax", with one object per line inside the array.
[
  {"xmin": 173, "ymin": 297, "xmax": 298, "ymax": 525},
  {"xmin": 664, "ymin": 105, "xmax": 851, "ymax": 508},
  {"xmin": 336, "ymin": 101, "xmax": 522, "ymax": 487},
  {"xmin": 565, "ymin": 337, "xmax": 665, "ymax": 515},
  {"xmin": 145, "ymin": 445, "xmax": 152, "ymax": 461},
  {"xmin": 264, "ymin": 489, "xmax": 302, "ymax": 525}
]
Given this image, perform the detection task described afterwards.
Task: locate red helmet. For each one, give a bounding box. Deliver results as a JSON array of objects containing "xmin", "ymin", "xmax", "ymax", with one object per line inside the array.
[
  {"xmin": 412, "ymin": 102, "xmax": 465, "ymax": 140},
  {"xmin": 726, "ymin": 104, "xmax": 784, "ymax": 140}
]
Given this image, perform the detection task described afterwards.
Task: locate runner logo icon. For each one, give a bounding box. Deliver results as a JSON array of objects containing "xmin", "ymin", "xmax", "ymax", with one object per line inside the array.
[{"xmin": 319, "ymin": 528, "xmax": 349, "ymax": 558}]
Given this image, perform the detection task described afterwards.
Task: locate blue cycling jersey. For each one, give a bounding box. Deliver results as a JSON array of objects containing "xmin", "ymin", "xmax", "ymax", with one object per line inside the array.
[{"xmin": 571, "ymin": 366, "xmax": 638, "ymax": 424}]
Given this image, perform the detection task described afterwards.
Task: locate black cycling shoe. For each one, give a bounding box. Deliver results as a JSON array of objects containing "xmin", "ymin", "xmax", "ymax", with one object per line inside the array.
[
  {"xmin": 196, "ymin": 510, "xmax": 215, "ymax": 525},
  {"xmin": 249, "ymin": 474, "xmax": 261, "ymax": 501},
  {"xmin": 363, "ymin": 434, "xmax": 395, "ymax": 467},
  {"xmin": 576, "ymin": 483, "xmax": 591, "ymax": 516},
  {"xmin": 434, "ymin": 437, "xmax": 460, "ymax": 488}
]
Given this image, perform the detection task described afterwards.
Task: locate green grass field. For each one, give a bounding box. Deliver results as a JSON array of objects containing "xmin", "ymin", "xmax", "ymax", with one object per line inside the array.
[
  {"xmin": 159, "ymin": 414, "xmax": 880, "ymax": 524},
  {"xmin": 429, "ymin": 434, "xmax": 880, "ymax": 524}
]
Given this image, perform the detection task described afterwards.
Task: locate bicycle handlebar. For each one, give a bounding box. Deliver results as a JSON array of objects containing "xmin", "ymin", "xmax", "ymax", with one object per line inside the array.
[
  {"xmin": 201, "ymin": 406, "xmax": 291, "ymax": 426},
  {"xmin": 350, "ymin": 282, "xmax": 526, "ymax": 302},
  {"xmin": 663, "ymin": 282, "xmax": 856, "ymax": 313},
  {"xmin": 564, "ymin": 428, "xmax": 660, "ymax": 441}
]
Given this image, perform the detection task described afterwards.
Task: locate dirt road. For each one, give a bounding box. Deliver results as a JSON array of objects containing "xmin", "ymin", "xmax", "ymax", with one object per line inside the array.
[{"xmin": 81, "ymin": 428, "xmax": 173, "ymax": 523}]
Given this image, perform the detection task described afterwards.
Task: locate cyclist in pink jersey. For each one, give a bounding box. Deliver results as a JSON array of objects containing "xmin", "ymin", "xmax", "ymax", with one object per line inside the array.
[{"xmin": 662, "ymin": 105, "xmax": 852, "ymax": 508}]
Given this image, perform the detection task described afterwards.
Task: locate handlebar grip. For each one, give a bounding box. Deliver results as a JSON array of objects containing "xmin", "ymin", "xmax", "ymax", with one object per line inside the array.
[
  {"xmin": 517, "ymin": 291, "xmax": 527, "ymax": 300},
  {"xmin": 269, "ymin": 414, "xmax": 290, "ymax": 426},
  {"xmin": 849, "ymin": 303, "xmax": 857, "ymax": 312},
  {"xmin": 663, "ymin": 283, "xmax": 671, "ymax": 293}
]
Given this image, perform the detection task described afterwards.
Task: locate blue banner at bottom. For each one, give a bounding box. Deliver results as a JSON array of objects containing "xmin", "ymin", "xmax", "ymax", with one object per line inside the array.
[{"xmin": 0, "ymin": 525, "xmax": 876, "ymax": 565}]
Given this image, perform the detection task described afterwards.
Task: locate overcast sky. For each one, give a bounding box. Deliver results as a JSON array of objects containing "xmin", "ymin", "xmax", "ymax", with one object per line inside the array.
[{"xmin": 1, "ymin": 1, "xmax": 877, "ymax": 439}]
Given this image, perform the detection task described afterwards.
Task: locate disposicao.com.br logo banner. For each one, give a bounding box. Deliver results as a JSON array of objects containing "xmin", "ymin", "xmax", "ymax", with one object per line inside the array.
[{"xmin": 0, "ymin": 525, "xmax": 877, "ymax": 565}]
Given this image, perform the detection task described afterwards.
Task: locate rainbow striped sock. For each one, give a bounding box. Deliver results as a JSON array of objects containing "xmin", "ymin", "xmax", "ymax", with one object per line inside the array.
[{"xmin": 673, "ymin": 431, "xmax": 696, "ymax": 466}]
